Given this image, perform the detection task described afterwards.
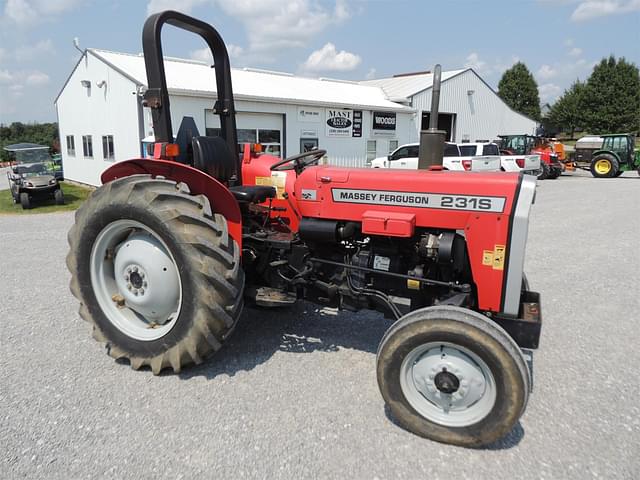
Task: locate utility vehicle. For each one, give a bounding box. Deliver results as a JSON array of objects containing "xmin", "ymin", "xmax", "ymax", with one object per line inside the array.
[
  {"xmin": 66, "ymin": 11, "xmax": 542, "ymax": 447},
  {"xmin": 4, "ymin": 143, "xmax": 64, "ymax": 209}
]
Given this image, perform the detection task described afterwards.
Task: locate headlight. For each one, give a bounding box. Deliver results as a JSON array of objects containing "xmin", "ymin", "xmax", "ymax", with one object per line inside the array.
[
  {"xmin": 49, "ymin": 178, "xmax": 56, "ymax": 185},
  {"xmin": 24, "ymin": 181, "xmax": 34, "ymax": 187}
]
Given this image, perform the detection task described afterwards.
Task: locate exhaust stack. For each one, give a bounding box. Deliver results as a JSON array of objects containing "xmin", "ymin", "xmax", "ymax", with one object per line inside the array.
[{"xmin": 418, "ymin": 64, "xmax": 446, "ymax": 169}]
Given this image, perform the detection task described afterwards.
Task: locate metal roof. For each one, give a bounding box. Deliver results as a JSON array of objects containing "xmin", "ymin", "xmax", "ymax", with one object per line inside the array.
[
  {"xmin": 88, "ymin": 49, "xmax": 413, "ymax": 112},
  {"xmin": 360, "ymin": 69, "xmax": 468, "ymax": 99}
]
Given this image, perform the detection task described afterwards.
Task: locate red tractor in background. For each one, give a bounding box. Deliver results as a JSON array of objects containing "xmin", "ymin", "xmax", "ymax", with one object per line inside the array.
[
  {"xmin": 66, "ymin": 11, "xmax": 542, "ymax": 447},
  {"xmin": 499, "ymin": 134, "xmax": 565, "ymax": 180}
]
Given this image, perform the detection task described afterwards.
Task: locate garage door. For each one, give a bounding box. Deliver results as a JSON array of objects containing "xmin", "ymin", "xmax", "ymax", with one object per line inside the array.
[{"xmin": 205, "ymin": 111, "xmax": 284, "ymax": 157}]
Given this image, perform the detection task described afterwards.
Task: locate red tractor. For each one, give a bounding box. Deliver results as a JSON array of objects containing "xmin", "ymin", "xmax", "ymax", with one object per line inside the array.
[
  {"xmin": 499, "ymin": 134, "xmax": 565, "ymax": 180},
  {"xmin": 66, "ymin": 11, "xmax": 542, "ymax": 447}
]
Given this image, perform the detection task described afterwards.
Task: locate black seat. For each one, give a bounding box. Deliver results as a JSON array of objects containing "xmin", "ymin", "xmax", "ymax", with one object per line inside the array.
[
  {"xmin": 192, "ymin": 136, "xmax": 276, "ymax": 203},
  {"xmin": 230, "ymin": 185, "xmax": 276, "ymax": 203}
]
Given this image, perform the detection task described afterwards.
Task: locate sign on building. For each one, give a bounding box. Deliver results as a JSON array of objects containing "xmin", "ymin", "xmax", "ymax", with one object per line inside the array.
[
  {"xmin": 298, "ymin": 107, "xmax": 321, "ymax": 123},
  {"xmin": 352, "ymin": 110, "xmax": 362, "ymax": 137},
  {"xmin": 326, "ymin": 108, "xmax": 353, "ymax": 137},
  {"xmin": 372, "ymin": 111, "xmax": 396, "ymax": 131}
]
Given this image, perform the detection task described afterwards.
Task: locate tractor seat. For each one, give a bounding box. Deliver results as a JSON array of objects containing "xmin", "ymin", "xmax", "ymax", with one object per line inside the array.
[
  {"xmin": 192, "ymin": 135, "xmax": 276, "ymax": 203},
  {"xmin": 230, "ymin": 185, "xmax": 276, "ymax": 203}
]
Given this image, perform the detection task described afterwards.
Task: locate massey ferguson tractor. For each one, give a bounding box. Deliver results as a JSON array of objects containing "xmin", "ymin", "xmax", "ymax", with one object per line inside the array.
[{"xmin": 66, "ymin": 11, "xmax": 542, "ymax": 448}]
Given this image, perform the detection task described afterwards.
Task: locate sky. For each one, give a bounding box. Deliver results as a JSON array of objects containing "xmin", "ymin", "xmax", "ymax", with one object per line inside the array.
[{"xmin": 0, "ymin": 0, "xmax": 638, "ymax": 124}]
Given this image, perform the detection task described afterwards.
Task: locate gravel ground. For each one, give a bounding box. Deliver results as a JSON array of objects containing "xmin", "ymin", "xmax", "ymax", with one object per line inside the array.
[{"xmin": 1, "ymin": 170, "xmax": 639, "ymax": 479}]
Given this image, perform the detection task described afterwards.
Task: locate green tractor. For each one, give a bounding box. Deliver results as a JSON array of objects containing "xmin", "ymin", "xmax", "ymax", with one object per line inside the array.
[{"xmin": 575, "ymin": 134, "xmax": 640, "ymax": 178}]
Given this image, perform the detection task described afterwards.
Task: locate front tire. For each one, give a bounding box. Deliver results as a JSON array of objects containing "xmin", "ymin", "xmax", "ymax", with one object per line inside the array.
[
  {"xmin": 66, "ymin": 175, "xmax": 244, "ymax": 374},
  {"xmin": 20, "ymin": 192, "xmax": 30, "ymax": 209},
  {"xmin": 547, "ymin": 167, "xmax": 561, "ymax": 179},
  {"xmin": 536, "ymin": 162, "xmax": 550, "ymax": 180},
  {"xmin": 377, "ymin": 306, "xmax": 530, "ymax": 447},
  {"xmin": 54, "ymin": 188, "xmax": 65, "ymax": 205}
]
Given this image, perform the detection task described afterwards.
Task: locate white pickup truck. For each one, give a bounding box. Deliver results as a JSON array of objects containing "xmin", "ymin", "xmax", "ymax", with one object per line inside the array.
[
  {"xmin": 458, "ymin": 142, "xmax": 540, "ymax": 174},
  {"xmin": 370, "ymin": 142, "xmax": 501, "ymax": 171}
]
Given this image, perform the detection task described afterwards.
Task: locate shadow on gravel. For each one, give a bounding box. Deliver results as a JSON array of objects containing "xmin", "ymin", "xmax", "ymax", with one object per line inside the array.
[{"xmin": 178, "ymin": 302, "xmax": 394, "ymax": 380}]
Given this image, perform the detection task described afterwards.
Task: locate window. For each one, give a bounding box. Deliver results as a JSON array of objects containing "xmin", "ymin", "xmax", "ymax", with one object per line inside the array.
[
  {"xmin": 102, "ymin": 135, "xmax": 115, "ymax": 160},
  {"xmin": 82, "ymin": 135, "xmax": 93, "ymax": 158},
  {"xmin": 388, "ymin": 140, "xmax": 398, "ymax": 153},
  {"xmin": 459, "ymin": 145, "xmax": 476, "ymax": 156},
  {"xmin": 390, "ymin": 146, "xmax": 408, "ymax": 160},
  {"xmin": 444, "ymin": 143, "xmax": 460, "ymax": 156},
  {"xmin": 407, "ymin": 145, "xmax": 419, "ymax": 157},
  {"xmin": 366, "ymin": 140, "xmax": 377, "ymax": 161},
  {"xmin": 66, "ymin": 135, "xmax": 75, "ymax": 156},
  {"xmin": 482, "ymin": 144, "xmax": 500, "ymax": 156},
  {"xmin": 238, "ymin": 129, "xmax": 257, "ymax": 144}
]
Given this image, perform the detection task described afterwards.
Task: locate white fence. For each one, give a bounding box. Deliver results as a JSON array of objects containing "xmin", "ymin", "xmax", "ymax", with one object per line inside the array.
[{"xmin": 322, "ymin": 155, "xmax": 370, "ymax": 169}]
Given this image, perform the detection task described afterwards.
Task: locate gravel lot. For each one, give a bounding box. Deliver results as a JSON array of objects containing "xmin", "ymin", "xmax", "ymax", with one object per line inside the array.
[{"xmin": 1, "ymin": 170, "xmax": 639, "ymax": 479}]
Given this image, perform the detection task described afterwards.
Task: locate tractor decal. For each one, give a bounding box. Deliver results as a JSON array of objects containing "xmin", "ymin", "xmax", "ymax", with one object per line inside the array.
[{"xmin": 331, "ymin": 188, "xmax": 506, "ymax": 212}]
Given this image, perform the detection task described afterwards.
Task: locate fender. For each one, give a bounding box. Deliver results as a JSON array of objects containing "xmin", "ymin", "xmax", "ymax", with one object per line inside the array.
[
  {"xmin": 101, "ymin": 159, "xmax": 242, "ymax": 249},
  {"xmin": 591, "ymin": 149, "xmax": 621, "ymax": 162}
]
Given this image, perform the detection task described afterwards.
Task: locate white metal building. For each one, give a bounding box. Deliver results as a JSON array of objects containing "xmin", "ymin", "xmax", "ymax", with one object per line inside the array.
[
  {"xmin": 55, "ymin": 49, "xmax": 415, "ymax": 186},
  {"xmin": 361, "ymin": 69, "xmax": 538, "ymax": 143},
  {"xmin": 56, "ymin": 50, "xmax": 538, "ymax": 187}
]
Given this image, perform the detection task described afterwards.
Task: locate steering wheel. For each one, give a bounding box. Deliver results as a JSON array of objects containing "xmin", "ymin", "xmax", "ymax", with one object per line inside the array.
[{"xmin": 270, "ymin": 149, "xmax": 327, "ymax": 174}]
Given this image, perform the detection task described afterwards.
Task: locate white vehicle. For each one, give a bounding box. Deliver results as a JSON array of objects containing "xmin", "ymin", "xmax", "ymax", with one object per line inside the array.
[
  {"xmin": 370, "ymin": 143, "xmax": 501, "ymax": 172},
  {"xmin": 458, "ymin": 142, "xmax": 540, "ymax": 174}
]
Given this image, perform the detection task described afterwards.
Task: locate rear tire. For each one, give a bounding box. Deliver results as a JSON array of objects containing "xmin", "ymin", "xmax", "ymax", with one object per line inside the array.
[
  {"xmin": 590, "ymin": 154, "xmax": 619, "ymax": 178},
  {"xmin": 536, "ymin": 162, "xmax": 550, "ymax": 180},
  {"xmin": 54, "ymin": 188, "xmax": 65, "ymax": 205},
  {"xmin": 377, "ymin": 306, "xmax": 530, "ymax": 447},
  {"xmin": 66, "ymin": 175, "xmax": 244, "ymax": 374},
  {"xmin": 20, "ymin": 192, "xmax": 30, "ymax": 209}
]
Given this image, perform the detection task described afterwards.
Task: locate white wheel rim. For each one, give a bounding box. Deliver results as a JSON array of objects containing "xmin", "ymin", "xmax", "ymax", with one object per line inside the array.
[
  {"xmin": 400, "ymin": 341, "xmax": 497, "ymax": 427},
  {"xmin": 90, "ymin": 219, "xmax": 182, "ymax": 341}
]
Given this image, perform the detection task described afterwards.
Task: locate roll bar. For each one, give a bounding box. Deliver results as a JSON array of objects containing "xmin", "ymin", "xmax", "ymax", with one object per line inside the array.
[{"xmin": 141, "ymin": 11, "xmax": 239, "ymax": 177}]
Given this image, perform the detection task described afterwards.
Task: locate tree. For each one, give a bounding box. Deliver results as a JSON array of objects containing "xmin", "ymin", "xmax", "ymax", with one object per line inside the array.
[
  {"xmin": 0, "ymin": 122, "xmax": 59, "ymax": 162},
  {"xmin": 548, "ymin": 80, "xmax": 585, "ymax": 138},
  {"xmin": 579, "ymin": 56, "xmax": 640, "ymax": 134},
  {"xmin": 498, "ymin": 62, "xmax": 541, "ymax": 121}
]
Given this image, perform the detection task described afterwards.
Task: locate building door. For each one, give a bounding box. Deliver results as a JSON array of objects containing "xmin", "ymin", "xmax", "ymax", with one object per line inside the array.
[
  {"xmin": 205, "ymin": 111, "xmax": 285, "ymax": 157},
  {"xmin": 420, "ymin": 112, "xmax": 456, "ymax": 141},
  {"xmin": 300, "ymin": 138, "xmax": 318, "ymax": 153}
]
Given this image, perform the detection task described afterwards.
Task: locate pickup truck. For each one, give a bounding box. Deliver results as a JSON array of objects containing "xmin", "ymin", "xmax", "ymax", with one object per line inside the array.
[
  {"xmin": 458, "ymin": 142, "xmax": 541, "ymax": 176},
  {"xmin": 369, "ymin": 142, "xmax": 501, "ymax": 172}
]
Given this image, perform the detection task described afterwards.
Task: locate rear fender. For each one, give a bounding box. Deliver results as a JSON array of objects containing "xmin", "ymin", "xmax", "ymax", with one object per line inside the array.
[
  {"xmin": 101, "ymin": 159, "xmax": 242, "ymax": 249},
  {"xmin": 591, "ymin": 149, "xmax": 620, "ymax": 162}
]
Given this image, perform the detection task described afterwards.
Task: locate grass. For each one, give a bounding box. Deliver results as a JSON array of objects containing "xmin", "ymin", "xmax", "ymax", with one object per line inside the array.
[{"xmin": 0, "ymin": 182, "xmax": 93, "ymax": 215}]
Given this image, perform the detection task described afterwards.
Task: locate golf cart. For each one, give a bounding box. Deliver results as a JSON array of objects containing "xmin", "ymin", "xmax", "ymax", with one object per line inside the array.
[{"xmin": 4, "ymin": 143, "xmax": 65, "ymax": 209}]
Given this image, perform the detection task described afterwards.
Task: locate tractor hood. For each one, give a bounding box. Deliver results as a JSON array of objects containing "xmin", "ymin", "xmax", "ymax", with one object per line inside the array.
[{"xmin": 294, "ymin": 166, "xmax": 523, "ymax": 229}]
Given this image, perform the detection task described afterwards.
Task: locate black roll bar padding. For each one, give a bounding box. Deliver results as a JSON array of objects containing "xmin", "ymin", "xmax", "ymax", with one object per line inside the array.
[{"xmin": 142, "ymin": 10, "xmax": 241, "ymax": 184}]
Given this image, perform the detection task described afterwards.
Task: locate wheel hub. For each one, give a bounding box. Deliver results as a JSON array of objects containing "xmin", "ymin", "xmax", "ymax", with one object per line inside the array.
[
  {"xmin": 434, "ymin": 369, "xmax": 460, "ymax": 394},
  {"xmin": 401, "ymin": 342, "xmax": 496, "ymax": 427},
  {"xmin": 113, "ymin": 233, "xmax": 180, "ymax": 323},
  {"xmin": 90, "ymin": 220, "xmax": 183, "ymax": 342}
]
